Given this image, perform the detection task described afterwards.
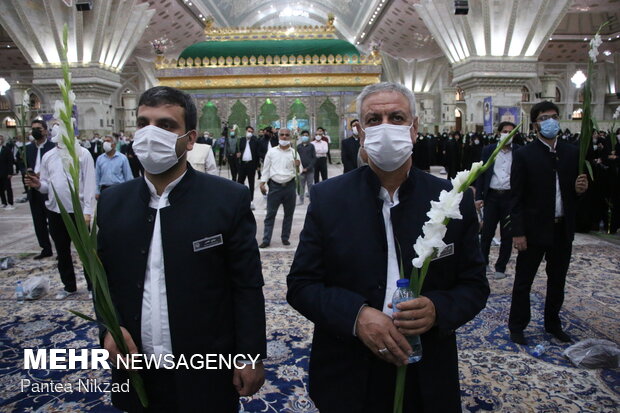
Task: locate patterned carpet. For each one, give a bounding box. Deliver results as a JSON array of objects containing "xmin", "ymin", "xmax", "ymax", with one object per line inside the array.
[{"xmin": 0, "ymin": 244, "xmax": 618, "ymax": 412}]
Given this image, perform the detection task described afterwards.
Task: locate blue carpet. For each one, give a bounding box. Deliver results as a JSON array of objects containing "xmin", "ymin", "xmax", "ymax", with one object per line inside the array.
[{"xmin": 0, "ymin": 247, "xmax": 618, "ymax": 412}]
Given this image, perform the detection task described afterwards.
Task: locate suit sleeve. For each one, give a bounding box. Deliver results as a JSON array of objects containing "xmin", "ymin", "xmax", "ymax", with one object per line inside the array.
[
  {"xmin": 226, "ymin": 187, "xmax": 267, "ymax": 359},
  {"xmin": 424, "ymin": 189, "xmax": 489, "ymax": 333},
  {"xmin": 287, "ymin": 187, "xmax": 368, "ymax": 338},
  {"xmin": 510, "ymin": 148, "xmax": 525, "ymax": 237}
]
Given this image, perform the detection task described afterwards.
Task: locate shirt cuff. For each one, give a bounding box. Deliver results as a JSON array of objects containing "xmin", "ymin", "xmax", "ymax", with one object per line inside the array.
[{"xmin": 352, "ymin": 304, "xmax": 368, "ymax": 337}]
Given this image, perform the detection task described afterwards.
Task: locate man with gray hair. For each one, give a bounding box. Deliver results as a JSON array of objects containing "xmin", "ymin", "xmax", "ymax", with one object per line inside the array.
[{"xmin": 287, "ymin": 82, "xmax": 489, "ymax": 411}]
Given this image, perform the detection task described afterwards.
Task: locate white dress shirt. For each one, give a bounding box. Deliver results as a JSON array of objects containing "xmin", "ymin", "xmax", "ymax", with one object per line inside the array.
[
  {"xmin": 140, "ymin": 172, "xmax": 186, "ymax": 358},
  {"xmin": 311, "ymin": 139, "xmax": 328, "ymax": 158},
  {"xmin": 37, "ymin": 146, "xmax": 96, "ymax": 215},
  {"xmin": 489, "ymin": 148, "xmax": 512, "ymax": 190},
  {"xmin": 260, "ymin": 145, "xmax": 296, "ymax": 184},
  {"xmin": 538, "ymin": 138, "xmax": 564, "ymax": 218},
  {"xmin": 242, "ymin": 138, "xmax": 253, "ymax": 161},
  {"xmin": 379, "ymin": 187, "xmax": 401, "ymax": 315},
  {"xmin": 33, "ymin": 140, "xmax": 46, "ymax": 174}
]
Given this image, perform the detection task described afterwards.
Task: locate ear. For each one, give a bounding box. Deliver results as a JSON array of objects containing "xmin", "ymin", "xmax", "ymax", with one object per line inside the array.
[
  {"xmin": 356, "ymin": 122, "xmax": 365, "ymax": 147},
  {"xmin": 411, "ymin": 116, "xmax": 419, "ymax": 145},
  {"xmin": 186, "ymin": 130, "xmax": 197, "ymax": 151}
]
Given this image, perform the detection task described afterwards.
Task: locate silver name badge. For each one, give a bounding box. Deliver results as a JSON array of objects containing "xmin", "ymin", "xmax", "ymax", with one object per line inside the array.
[
  {"xmin": 432, "ymin": 243, "xmax": 454, "ymax": 261},
  {"xmin": 193, "ymin": 234, "xmax": 223, "ymax": 252}
]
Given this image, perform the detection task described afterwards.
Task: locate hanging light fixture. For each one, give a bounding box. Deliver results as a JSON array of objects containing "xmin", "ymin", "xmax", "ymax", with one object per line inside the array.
[{"xmin": 571, "ymin": 70, "xmax": 586, "ymax": 89}]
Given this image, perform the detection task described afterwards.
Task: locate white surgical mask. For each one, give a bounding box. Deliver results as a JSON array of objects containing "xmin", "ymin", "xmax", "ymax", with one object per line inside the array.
[
  {"xmin": 474, "ymin": 139, "xmax": 480, "ymax": 145},
  {"xmin": 246, "ymin": 132, "xmax": 253, "ymax": 138},
  {"xmin": 103, "ymin": 141, "xmax": 113, "ymax": 153},
  {"xmin": 279, "ymin": 140, "xmax": 291, "ymax": 147},
  {"xmin": 500, "ymin": 133, "xmax": 512, "ymax": 145},
  {"xmin": 362, "ymin": 123, "xmax": 413, "ymax": 172},
  {"xmin": 314, "ymin": 135, "xmax": 322, "ymax": 141},
  {"xmin": 133, "ymin": 125, "xmax": 189, "ymax": 174}
]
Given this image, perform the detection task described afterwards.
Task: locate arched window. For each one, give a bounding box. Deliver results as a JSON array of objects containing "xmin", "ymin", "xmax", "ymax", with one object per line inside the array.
[
  {"xmin": 29, "ymin": 93, "xmax": 41, "ymax": 110},
  {"xmin": 521, "ymin": 86, "xmax": 530, "ymax": 102},
  {"xmin": 455, "ymin": 87, "xmax": 464, "ymax": 101},
  {"xmin": 555, "ymin": 87, "xmax": 561, "ymax": 102},
  {"xmin": 3, "ymin": 116, "xmax": 16, "ymax": 127}
]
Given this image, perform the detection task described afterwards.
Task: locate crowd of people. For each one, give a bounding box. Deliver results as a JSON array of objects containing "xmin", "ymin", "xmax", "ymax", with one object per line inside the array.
[{"xmin": 0, "ymin": 82, "xmax": 617, "ymax": 411}]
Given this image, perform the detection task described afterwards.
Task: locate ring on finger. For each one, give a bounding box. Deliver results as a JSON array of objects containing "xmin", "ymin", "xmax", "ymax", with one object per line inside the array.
[{"xmin": 378, "ymin": 347, "xmax": 389, "ymax": 356}]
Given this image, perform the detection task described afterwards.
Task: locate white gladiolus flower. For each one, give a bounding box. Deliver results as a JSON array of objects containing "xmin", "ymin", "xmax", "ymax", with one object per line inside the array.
[
  {"xmin": 469, "ymin": 161, "xmax": 483, "ymax": 177},
  {"xmin": 451, "ymin": 170, "xmax": 470, "ymax": 192},
  {"xmin": 69, "ymin": 90, "xmax": 76, "ymax": 106},
  {"xmin": 430, "ymin": 190, "xmax": 463, "ymax": 220},
  {"xmin": 613, "ymin": 106, "xmax": 620, "ymax": 119},
  {"xmin": 53, "ymin": 100, "xmax": 65, "ymax": 121},
  {"xmin": 412, "ymin": 237, "xmax": 434, "ymax": 268},
  {"xmin": 589, "ymin": 34, "xmax": 602, "ymax": 63}
]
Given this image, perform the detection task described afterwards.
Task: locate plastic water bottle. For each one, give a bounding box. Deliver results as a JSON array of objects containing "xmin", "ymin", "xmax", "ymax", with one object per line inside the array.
[
  {"xmin": 16, "ymin": 281, "xmax": 25, "ymax": 303},
  {"xmin": 392, "ymin": 278, "xmax": 423, "ymax": 363},
  {"xmin": 532, "ymin": 343, "xmax": 545, "ymax": 357}
]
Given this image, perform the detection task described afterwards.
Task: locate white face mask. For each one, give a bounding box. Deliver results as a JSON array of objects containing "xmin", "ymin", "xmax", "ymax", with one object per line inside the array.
[
  {"xmin": 362, "ymin": 123, "xmax": 413, "ymax": 172},
  {"xmin": 133, "ymin": 125, "xmax": 189, "ymax": 174},
  {"xmin": 500, "ymin": 132, "xmax": 512, "ymax": 145},
  {"xmin": 279, "ymin": 140, "xmax": 291, "ymax": 147},
  {"xmin": 28, "ymin": 135, "xmax": 35, "ymax": 142},
  {"xmin": 103, "ymin": 141, "xmax": 113, "ymax": 153},
  {"xmin": 474, "ymin": 139, "xmax": 480, "ymax": 145},
  {"xmin": 246, "ymin": 132, "xmax": 253, "ymax": 138},
  {"xmin": 314, "ymin": 135, "xmax": 322, "ymax": 141}
]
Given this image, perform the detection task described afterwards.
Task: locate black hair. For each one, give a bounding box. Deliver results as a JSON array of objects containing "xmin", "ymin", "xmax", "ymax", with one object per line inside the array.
[
  {"xmin": 138, "ymin": 86, "xmax": 197, "ymax": 133},
  {"xmin": 317, "ymin": 127, "xmax": 325, "ymax": 132},
  {"xmin": 301, "ymin": 130, "xmax": 310, "ymax": 135},
  {"xmin": 497, "ymin": 121, "xmax": 516, "ymax": 132},
  {"xmin": 350, "ymin": 119, "xmax": 359, "ymax": 128},
  {"xmin": 31, "ymin": 119, "xmax": 48, "ymax": 130},
  {"xmin": 530, "ymin": 101, "xmax": 559, "ymax": 123},
  {"xmin": 246, "ymin": 126, "xmax": 254, "ymax": 131}
]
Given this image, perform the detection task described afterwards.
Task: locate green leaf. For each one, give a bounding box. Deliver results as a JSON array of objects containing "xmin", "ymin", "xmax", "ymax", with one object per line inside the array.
[
  {"xmin": 392, "ymin": 365, "xmax": 407, "ymax": 413},
  {"xmin": 68, "ymin": 310, "xmax": 97, "ymax": 323},
  {"xmin": 585, "ymin": 160, "xmax": 594, "ymax": 181}
]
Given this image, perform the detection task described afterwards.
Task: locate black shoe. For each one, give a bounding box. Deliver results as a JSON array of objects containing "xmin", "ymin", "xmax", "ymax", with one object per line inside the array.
[
  {"xmin": 259, "ymin": 242, "xmax": 269, "ymax": 248},
  {"xmin": 510, "ymin": 331, "xmax": 528, "ymax": 345},
  {"xmin": 33, "ymin": 250, "xmax": 53, "ymax": 260},
  {"xmin": 282, "ymin": 240, "xmax": 291, "ymax": 246},
  {"xmin": 546, "ymin": 328, "xmax": 572, "ymax": 343}
]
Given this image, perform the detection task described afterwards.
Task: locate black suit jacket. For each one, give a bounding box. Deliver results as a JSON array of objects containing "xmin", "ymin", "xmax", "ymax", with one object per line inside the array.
[
  {"xmin": 287, "ymin": 166, "xmax": 489, "ymax": 412},
  {"xmin": 25, "ymin": 139, "xmax": 55, "ymax": 170},
  {"xmin": 510, "ymin": 139, "xmax": 580, "ymax": 246},
  {"xmin": 475, "ymin": 143, "xmax": 521, "ymax": 201},
  {"xmin": 0, "ymin": 144, "xmax": 15, "ymax": 177},
  {"xmin": 238, "ymin": 135, "xmax": 259, "ymax": 165},
  {"xmin": 97, "ymin": 165, "xmax": 266, "ymax": 411},
  {"xmin": 341, "ymin": 136, "xmax": 360, "ymax": 173}
]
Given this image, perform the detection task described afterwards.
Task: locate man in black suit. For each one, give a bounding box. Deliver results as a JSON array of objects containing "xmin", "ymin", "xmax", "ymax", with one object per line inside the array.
[
  {"xmin": 341, "ymin": 119, "xmax": 361, "ymax": 173},
  {"xmin": 508, "ymin": 101, "xmax": 588, "ymax": 345},
  {"xmin": 287, "ymin": 82, "xmax": 489, "ymax": 412},
  {"xmin": 475, "ymin": 121, "xmax": 519, "ymax": 280},
  {"xmin": 237, "ymin": 126, "xmax": 259, "ymax": 210},
  {"xmin": 97, "ymin": 86, "xmax": 266, "ymax": 412},
  {"xmin": 25, "ymin": 120, "xmax": 54, "ymax": 259}
]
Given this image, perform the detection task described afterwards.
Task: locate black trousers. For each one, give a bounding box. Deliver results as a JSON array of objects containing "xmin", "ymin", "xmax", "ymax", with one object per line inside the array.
[
  {"xmin": 0, "ymin": 175, "xmax": 13, "ymax": 205},
  {"xmin": 263, "ymin": 179, "xmax": 296, "ymax": 244},
  {"xmin": 480, "ymin": 190, "xmax": 512, "ymax": 273},
  {"xmin": 314, "ymin": 157, "xmax": 328, "ymax": 183},
  {"xmin": 237, "ymin": 161, "xmax": 257, "ymax": 201},
  {"xmin": 47, "ymin": 210, "xmax": 92, "ymax": 292},
  {"xmin": 28, "ymin": 190, "xmax": 52, "ymax": 253},
  {"xmin": 509, "ymin": 222, "xmax": 572, "ymax": 333},
  {"xmin": 227, "ymin": 155, "xmax": 239, "ymax": 181}
]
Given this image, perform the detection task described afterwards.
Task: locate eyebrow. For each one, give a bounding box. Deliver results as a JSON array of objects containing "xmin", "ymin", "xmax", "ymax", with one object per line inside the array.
[
  {"xmin": 137, "ymin": 116, "xmax": 181, "ymax": 127},
  {"xmin": 364, "ymin": 110, "xmax": 408, "ymax": 120}
]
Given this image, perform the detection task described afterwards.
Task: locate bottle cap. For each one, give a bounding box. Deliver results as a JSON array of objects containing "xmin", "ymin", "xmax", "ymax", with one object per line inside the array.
[{"xmin": 396, "ymin": 279, "xmax": 410, "ymax": 288}]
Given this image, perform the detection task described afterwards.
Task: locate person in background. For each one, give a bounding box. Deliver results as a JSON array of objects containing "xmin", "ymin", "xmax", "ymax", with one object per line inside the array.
[
  {"xmin": 509, "ymin": 101, "xmax": 588, "ymax": 345},
  {"xmin": 24, "ymin": 125, "xmax": 96, "ymax": 299},
  {"xmin": 475, "ymin": 122, "xmax": 519, "ymax": 280},
  {"xmin": 317, "ymin": 127, "xmax": 332, "ymax": 164},
  {"xmin": 226, "ymin": 126, "xmax": 240, "ymax": 181},
  {"xmin": 187, "ymin": 140, "xmax": 217, "ymax": 175},
  {"xmin": 25, "ymin": 120, "xmax": 55, "ymax": 259},
  {"xmin": 311, "ymin": 129, "xmax": 329, "ymax": 183},
  {"xmin": 259, "ymin": 128, "xmax": 300, "ymax": 248},
  {"xmin": 413, "ymin": 132, "xmax": 430, "ymax": 172},
  {"xmin": 341, "ymin": 119, "xmax": 361, "ymax": 174},
  {"xmin": 296, "ymin": 130, "xmax": 316, "ymax": 205},
  {"xmin": 237, "ymin": 126, "xmax": 260, "ymax": 210},
  {"xmin": 95, "ymin": 135, "xmax": 133, "ymax": 198},
  {"xmin": 0, "ymin": 135, "xmax": 15, "ymax": 209}
]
